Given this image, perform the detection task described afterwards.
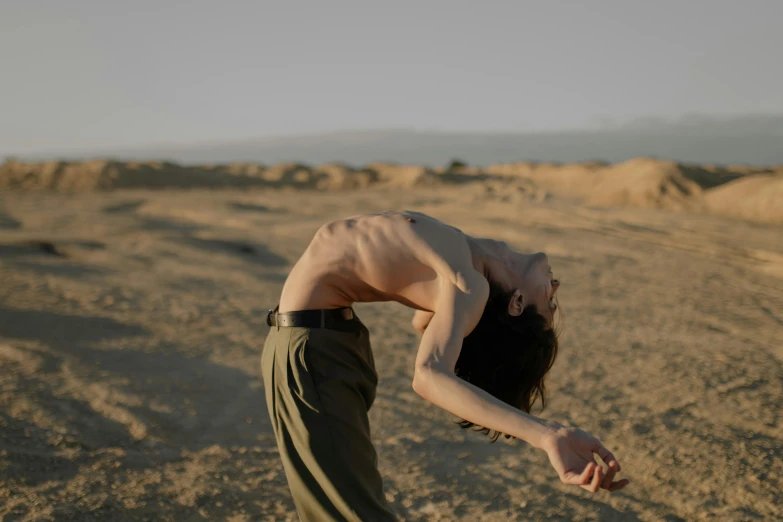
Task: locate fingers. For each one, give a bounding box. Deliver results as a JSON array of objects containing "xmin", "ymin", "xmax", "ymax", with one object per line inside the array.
[
  {"xmin": 594, "ymin": 443, "xmax": 630, "ymax": 493},
  {"xmin": 595, "ymin": 443, "xmax": 621, "ymax": 472},
  {"xmin": 562, "ymin": 462, "xmax": 594, "ymax": 485},
  {"xmin": 577, "ymin": 462, "xmax": 630, "ymax": 494},
  {"xmin": 601, "ymin": 461, "xmax": 618, "ymax": 490},
  {"xmin": 598, "ymin": 462, "xmax": 631, "ymax": 493},
  {"xmin": 582, "ymin": 464, "xmax": 603, "ymax": 493},
  {"xmin": 579, "ymin": 462, "xmax": 595, "ymax": 485},
  {"xmin": 562, "ymin": 461, "xmax": 630, "ymax": 494}
]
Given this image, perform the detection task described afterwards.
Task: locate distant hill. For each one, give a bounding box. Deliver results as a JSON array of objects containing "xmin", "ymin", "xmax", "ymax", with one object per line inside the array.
[
  {"xmin": 3, "ymin": 157, "xmax": 782, "ymax": 224},
  {"xmin": 11, "ymin": 114, "xmax": 783, "ymax": 167}
]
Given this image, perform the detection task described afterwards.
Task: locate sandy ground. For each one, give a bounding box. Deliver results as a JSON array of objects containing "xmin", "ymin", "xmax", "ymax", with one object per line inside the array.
[{"xmin": 0, "ymin": 186, "xmax": 781, "ymax": 521}]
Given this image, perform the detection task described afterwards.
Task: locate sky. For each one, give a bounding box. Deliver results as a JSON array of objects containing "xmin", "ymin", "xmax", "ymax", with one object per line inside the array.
[{"xmin": 1, "ymin": 0, "xmax": 782, "ymax": 156}]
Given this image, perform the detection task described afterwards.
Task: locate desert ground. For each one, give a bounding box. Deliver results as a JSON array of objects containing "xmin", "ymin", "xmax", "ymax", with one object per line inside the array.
[{"xmin": 1, "ymin": 160, "xmax": 782, "ymax": 521}]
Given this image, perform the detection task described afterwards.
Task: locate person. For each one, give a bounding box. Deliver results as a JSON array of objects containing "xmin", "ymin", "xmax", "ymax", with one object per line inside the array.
[{"xmin": 261, "ymin": 210, "xmax": 629, "ymax": 521}]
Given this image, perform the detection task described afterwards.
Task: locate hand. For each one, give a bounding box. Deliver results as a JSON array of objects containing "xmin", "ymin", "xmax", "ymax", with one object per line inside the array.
[{"xmin": 542, "ymin": 424, "xmax": 630, "ymax": 493}]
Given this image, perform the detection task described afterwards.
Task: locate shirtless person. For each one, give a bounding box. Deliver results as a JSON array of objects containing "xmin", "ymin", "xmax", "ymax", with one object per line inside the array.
[{"xmin": 262, "ymin": 211, "xmax": 629, "ymax": 521}]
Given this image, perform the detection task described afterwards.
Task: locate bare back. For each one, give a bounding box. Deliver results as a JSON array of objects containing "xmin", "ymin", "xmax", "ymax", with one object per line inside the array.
[{"xmin": 278, "ymin": 211, "xmax": 484, "ymax": 314}]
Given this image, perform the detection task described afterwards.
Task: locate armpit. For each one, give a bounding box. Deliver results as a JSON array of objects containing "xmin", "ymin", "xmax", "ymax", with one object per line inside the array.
[{"xmin": 412, "ymin": 310, "xmax": 435, "ymax": 334}]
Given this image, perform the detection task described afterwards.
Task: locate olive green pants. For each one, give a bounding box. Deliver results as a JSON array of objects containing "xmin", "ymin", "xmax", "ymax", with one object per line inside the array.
[{"xmin": 261, "ymin": 318, "xmax": 397, "ymax": 522}]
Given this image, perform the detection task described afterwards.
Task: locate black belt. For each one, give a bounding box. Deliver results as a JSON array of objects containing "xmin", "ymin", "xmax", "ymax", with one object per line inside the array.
[{"xmin": 267, "ymin": 306, "xmax": 357, "ymax": 330}]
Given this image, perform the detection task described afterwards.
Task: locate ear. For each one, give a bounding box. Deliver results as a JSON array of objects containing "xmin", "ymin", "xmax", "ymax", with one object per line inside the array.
[{"xmin": 508, "ymin": 289, "xmax": 525, "ymax": 317}]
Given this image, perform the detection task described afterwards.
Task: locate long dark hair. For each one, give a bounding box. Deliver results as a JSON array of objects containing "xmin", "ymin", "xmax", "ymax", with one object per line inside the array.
[{"xmin": 454, "ymin": 280, "xmax": 559, "ymax": 442}]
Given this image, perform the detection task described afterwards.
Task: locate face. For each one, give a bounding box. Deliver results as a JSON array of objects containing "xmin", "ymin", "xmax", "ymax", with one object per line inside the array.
[{"xmin": 507, "ymin": 252, "xmax": 560, "ymax": 326}]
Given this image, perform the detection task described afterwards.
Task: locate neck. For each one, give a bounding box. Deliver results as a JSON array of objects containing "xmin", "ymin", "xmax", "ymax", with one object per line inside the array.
[{"xmin": 467, "ymin": 237, "xmax": 517, "ymax": 291}]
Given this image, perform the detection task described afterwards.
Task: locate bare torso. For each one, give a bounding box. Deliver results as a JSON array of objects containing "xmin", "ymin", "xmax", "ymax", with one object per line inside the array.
[
  {"xmin": 278, "ymin": 211, "xmax": 498, "ymax": 314},
  {"xmin": 274, "ymin": 213, "xmax": 627, "ymax": 496}
]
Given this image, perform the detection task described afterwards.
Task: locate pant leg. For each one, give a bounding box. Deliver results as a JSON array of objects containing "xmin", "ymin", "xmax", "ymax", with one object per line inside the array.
[{"xmin": 261, "ymin": 325, "xmax": 397, "ymax": 522}]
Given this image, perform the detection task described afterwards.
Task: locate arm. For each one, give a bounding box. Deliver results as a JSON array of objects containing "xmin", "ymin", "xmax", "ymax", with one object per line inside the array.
[
  {"xmin": 411, "ymin": 274, "xmax": 554, "ymax": 448},
  {"xmin": 412, "ymin": 274, "xmax": 629, "ymax": 493}
]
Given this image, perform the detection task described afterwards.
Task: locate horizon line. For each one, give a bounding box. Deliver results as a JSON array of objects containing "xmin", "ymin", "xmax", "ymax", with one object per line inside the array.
[{"xmin": 5, "ymin": 111, "xmax": 783, "ymax": 159}]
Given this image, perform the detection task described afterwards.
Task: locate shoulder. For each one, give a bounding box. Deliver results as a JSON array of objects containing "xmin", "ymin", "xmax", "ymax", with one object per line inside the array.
[
  {"xmin": 435, "ymin": 269, "xmax": 489, "ymax": 336},
  {"xmin": 464, "ymin": 269, "xmax": 489, "ymax": 302},
  {"xmin": 463, "ymin": 270, "xmax": 490, "ymax": 325}
]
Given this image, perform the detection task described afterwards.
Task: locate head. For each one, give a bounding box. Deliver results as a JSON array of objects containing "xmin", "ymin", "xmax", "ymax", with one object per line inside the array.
[
  {"xmin": 454, "ymin": 253, "xmax": 561, "ymax": 442},
  {"xmin": 499, "ymin": 251, "xmax": 560, "ymax": 327}
]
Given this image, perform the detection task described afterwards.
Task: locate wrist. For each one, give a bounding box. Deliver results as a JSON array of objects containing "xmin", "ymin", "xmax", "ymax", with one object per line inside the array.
[
  {"xmin": 538, "ymin": 418, "xmax": 570, "ymax": 450},
  {"xmin": 512, "ymin": 414, "xmax": 562, "ymax": 450}
]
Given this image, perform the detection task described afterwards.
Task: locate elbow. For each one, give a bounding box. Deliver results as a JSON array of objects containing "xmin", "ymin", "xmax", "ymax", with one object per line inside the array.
[
  {"xmin": 411, "ymin": 364, "xmax": 445, "ymax": 400},
  {"xmin": 412, "ymin": 369, "xmax": 429, "ymax": 398}
]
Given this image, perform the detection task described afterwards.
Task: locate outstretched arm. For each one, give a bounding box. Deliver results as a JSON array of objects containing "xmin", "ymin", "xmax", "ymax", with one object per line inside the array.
[
  {"xmin": 412, "ymin": 274, "xmax": 555, "ymax": 448},
  {"xmin": 412, "ymin": 274, "xmax": 629, "ymax": 493}
]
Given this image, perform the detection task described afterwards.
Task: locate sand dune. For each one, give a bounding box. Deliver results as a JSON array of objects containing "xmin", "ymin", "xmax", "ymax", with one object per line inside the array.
[
  {"xmin": 2, "ymin": 158, "xmax": 781, "ymax": 224},
  {"xmin": 485, "ymin": 158, "xmax": 705, "ymax": 211},
  {"xmin": 704, "ymin": 174, "xmax": 783, "ymax": 224}
]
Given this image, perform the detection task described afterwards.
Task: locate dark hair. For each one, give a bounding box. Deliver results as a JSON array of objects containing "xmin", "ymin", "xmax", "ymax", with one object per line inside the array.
[{"xmin": 454, "ymin": 281, "xmax": 559, "ymax": 442}]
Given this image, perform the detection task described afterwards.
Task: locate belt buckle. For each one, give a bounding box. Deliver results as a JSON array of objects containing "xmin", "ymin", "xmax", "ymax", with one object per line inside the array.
[
  {"xmin": 266, "ymin": 308, "xmax": 276, "ymax": 326},
  {"xmin": 342, "ymin": 308, "xmax": 354, "ymax": 320}
]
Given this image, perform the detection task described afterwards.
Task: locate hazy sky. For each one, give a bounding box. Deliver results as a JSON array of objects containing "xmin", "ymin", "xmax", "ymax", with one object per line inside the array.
[{"xmin": 2, "ymin": 0, "xmax": 782, "ymax": 155}]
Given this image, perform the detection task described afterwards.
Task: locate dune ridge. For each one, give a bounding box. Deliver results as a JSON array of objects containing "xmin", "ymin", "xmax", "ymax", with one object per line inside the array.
[{"xmin": 2, "ymin": 158, "xmax": 781, "ymax": 224}]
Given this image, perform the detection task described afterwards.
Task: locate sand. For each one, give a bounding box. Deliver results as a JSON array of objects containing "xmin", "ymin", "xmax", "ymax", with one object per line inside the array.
[{"xmin": 0, "ymin": 171, "xmax": 782, "ymax": 520}]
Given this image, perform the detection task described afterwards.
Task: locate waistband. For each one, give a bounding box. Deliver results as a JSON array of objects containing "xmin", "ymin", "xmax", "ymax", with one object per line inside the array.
[{"xmin": 266, "ymin": 306, "xmax": 359, "ymax": 331}]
